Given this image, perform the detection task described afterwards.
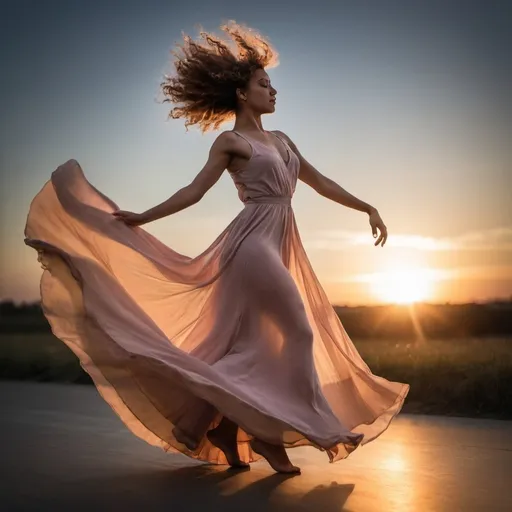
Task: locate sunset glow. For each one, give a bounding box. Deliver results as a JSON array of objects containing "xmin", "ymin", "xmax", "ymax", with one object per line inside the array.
[
  {"xmin": 369, "ymin": 266, "xmax": 436, "ymax": 304},
  {"xmin": 1, "ymin": 3, "xmax": 510, "ymax": 307}
]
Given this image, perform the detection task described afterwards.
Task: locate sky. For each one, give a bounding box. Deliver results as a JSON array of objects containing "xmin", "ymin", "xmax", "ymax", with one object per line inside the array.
[{"xmin": 1, "ymin": 0, "xmax": 511, "ymax": 306}]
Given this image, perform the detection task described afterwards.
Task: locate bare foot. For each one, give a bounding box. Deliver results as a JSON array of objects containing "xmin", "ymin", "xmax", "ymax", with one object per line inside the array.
[
  {"xmin": 207, "ymin": 428, "xmax": 250, "ymax": 469},
  {"xmin": 250, "ymin": 438, "xmax": 301, "ymax": 474},
  {"xmin": 173, "ymin": 426, "xmax": 199, "ymax": 451}
]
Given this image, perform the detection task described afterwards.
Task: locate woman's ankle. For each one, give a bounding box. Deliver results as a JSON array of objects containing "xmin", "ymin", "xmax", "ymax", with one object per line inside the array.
[{"xmin": 214, "ymin": 417, "xmax": 238, "ymax": 436}]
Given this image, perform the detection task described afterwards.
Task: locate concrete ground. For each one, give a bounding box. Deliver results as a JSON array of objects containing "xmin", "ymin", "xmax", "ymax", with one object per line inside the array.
[{"xmin": 1, "ymin": 381, "xmax": 511, "ymax": 511}]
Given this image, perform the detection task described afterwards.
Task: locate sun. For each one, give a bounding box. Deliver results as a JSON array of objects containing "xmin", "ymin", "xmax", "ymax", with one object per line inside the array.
[{"xmin": 370, "ymin": 266, "xmax": 434, "ymax": 304}]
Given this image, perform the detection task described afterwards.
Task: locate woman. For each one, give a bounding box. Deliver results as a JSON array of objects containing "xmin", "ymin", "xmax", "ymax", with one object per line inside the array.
[{"xmin": 24, "ymin": 21, "xmax": 409, "ymax": 475}]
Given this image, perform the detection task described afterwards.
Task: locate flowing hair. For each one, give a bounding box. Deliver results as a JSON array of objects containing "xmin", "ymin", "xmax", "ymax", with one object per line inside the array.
[{"xmin": 160, "ymin": 20, "xmax": 279, "ymax": 133}]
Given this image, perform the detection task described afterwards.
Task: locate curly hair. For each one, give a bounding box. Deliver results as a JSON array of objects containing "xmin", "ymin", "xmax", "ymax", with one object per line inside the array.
[{"xmin": 160, "ymin": 20, "xmax": 279, "ymax": 133}]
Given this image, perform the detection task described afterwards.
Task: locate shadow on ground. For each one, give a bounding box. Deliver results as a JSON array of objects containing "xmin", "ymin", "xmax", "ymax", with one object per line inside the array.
[{"xmin": 15, "ymin": 464, "xmax": 355, "ymax": 511}]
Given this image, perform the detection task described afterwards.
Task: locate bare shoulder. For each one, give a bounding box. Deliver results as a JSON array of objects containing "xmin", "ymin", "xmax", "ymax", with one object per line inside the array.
[
  {"xmin": 210, "ymin": 130, "xmax": 245, "ymax": 155},
  {"xmin": 203, "ymin": 130, "xmax": 244, "ymax": 157},
  {"xmin": 217, "ymin": 130, "xmax": 238, "ymax": 143}
]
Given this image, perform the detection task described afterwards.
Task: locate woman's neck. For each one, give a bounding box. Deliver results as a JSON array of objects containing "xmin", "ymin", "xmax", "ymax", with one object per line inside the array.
[{"xmin": 233, "ymin": 111, "xmax": 264, "ymax": 134}]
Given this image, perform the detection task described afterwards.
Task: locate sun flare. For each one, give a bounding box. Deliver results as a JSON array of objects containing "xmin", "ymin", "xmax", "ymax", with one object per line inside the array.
[{"xmin": 370, "ymin": 266, "xmax": 434, "ymax": 304}]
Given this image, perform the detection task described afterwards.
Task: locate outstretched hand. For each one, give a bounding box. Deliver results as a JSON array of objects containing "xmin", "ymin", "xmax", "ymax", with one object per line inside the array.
[
  {"xmin": 112, "ymin": 210, "xmax": 146, "ymax": 226},
  {"xmin": 369, "ymin": 209, "xmax": 388, "ymax": 247}
]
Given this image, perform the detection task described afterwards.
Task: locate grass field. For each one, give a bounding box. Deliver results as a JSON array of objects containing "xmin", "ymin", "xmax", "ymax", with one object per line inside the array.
[{"xmin": 1, "ymin": 332, "xmax": 511, "ymax": 419}]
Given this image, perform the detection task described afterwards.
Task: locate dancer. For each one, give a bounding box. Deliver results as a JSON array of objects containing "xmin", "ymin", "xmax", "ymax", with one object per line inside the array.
[{"xmin": 24, "ymin": 21, "xmax": 409, "ymax": 475}]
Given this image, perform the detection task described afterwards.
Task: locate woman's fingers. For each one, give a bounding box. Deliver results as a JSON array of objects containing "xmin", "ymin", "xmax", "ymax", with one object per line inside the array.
[
  {"xmin": 113, "ymin": 210, "xmax": 130, "ymax": 220},
  {"xmin": 112, "ymin": 211, "xmax": 134, "ymax": 224},
  {"xmin": 374, "ymin": 225, "xmax": 388, "ymax": 247}
]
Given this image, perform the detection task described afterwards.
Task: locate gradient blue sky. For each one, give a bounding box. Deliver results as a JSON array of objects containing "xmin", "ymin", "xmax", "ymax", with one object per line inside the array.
[{"xmin": 1, "ymin": 0, "xmax": 511, "ymax": 305}]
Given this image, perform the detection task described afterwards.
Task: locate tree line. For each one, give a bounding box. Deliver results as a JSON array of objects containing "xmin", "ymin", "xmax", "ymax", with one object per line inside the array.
[{"xmin": 2, "ymin": 299, "xmax": 511, "ymax": 340}]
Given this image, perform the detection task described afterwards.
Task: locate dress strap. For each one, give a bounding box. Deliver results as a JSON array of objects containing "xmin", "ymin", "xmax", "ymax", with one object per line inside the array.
[
  {"xmin": 231, "ymin": 130, "xmax": 252, "ymax": 145},
  {"xmin": 232, "ymin": 129, "xmax": 286, "ymax": 148},
  {"xmin": 231, "ymin": 130, "xmax": 290, "ymax": 164},
  {"xmin": 230, "ymin": 130, "xmax": 256, "ymax": 157}
]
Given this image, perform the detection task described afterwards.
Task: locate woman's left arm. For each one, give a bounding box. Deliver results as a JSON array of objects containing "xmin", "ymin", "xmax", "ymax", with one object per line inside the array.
[{"xmin": 276, "ymin": 131, "xmax": 388, "ymax": 247}]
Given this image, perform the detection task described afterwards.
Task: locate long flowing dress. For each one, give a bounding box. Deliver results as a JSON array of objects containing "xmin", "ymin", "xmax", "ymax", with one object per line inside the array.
[{"xmin": 24, "ymin": 129, "xmax": 409, "ymax": 465}]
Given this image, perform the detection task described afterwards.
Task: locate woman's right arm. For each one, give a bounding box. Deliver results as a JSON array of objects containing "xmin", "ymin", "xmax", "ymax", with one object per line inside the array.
[{"xmin": 137, "ymin": 131, "xmax": 236, "ymax": 224}]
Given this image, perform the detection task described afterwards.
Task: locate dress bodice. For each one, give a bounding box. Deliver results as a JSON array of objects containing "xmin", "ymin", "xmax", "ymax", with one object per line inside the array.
[{"xmin": 228, "ymin": 130, "xmax": 300, "ymax": 204}]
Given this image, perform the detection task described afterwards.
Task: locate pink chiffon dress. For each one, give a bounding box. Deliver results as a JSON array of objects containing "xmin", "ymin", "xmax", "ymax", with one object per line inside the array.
[{"xmin": 24, "ymin": 129, "xmax": 409, "ymax": 465}]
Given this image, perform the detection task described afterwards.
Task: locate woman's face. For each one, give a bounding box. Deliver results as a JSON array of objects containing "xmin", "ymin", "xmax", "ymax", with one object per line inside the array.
[{"xmin": 239, "ymin": 68, "xmax": 277, "ymax": 114}]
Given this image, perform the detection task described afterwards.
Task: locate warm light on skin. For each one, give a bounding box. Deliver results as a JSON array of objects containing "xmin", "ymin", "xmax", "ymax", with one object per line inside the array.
[{"xmin": 370, "ymin": 266, "xmax": 436, "ymax": 304}]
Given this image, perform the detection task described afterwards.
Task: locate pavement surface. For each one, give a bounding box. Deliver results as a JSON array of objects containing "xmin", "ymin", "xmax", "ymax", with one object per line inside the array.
[{"xmin": 1, "ymin": 380, "xmax": 511, "ymax": 511}]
